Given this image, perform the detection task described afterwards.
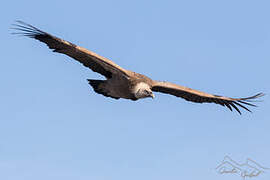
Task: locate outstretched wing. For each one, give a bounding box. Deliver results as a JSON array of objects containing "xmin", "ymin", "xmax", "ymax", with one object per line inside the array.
[
  {"xmin": 12, "ymin": 21, "xmax": 129, "ymax": 79},
  {"xmin": 152, "ymin": 81, "xmax": 264, "ymax": 114}
]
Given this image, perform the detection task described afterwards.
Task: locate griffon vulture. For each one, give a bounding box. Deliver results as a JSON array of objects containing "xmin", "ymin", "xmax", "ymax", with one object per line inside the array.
[{"xmin": 12, "ymin": 21, "xmax": 264, "ymax": 114}]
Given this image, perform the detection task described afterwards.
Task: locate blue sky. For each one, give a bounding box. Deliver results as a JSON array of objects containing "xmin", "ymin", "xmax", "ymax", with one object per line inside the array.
[{"xmin": 1, "ymin": 0, "xmax": 270, "ymax": 179}]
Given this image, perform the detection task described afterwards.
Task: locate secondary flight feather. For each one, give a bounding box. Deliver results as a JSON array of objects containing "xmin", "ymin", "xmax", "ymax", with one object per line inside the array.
[{"xmin": 12, "ymin": 21, "xmax": 264, "ymax": 114}]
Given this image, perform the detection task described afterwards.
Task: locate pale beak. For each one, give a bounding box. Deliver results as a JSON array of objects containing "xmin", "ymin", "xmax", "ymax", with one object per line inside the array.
[{"xmin": 150, "ymin": 93, "xmax": 155, "ymax": 99}]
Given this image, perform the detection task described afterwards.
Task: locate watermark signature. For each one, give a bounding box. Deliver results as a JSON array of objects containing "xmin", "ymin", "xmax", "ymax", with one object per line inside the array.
[{"xmin": 216, "ymin": 156, "xmax": 269, "ymax": 179}]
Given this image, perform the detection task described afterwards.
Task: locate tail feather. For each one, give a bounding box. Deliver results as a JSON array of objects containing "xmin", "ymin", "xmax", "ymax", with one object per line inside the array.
[
  {"xmin": 88, "ymin": 79, "xmax": 103, "ymax": 91},
  {"xmin": 87, "ymin": 79, "xmax": 119, "ymax": 99}
]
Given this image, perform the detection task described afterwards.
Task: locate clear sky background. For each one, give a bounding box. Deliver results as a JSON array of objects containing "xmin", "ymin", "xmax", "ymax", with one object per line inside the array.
[{"xmin": 1, "ymin": 0, "xmax": 269, "ymax": 179}]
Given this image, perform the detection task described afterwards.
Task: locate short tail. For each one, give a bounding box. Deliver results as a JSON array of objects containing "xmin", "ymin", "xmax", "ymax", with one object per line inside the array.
[
  {"xmin": 88, "ymin": 79, "xmax": 104, "ymax": 92},
  {"xmin": 87, "ymin": 79, "xmax": 119, "ymax": 99}
]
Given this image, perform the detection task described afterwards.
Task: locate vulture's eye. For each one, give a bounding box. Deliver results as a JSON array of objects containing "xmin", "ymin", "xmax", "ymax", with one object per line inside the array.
[{"xmin": 144, "ymin": 90, "xmax": 149, "ymax": 94}]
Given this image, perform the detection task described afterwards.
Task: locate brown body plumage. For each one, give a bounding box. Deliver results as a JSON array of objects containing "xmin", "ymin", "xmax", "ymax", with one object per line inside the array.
[{"xmin": 12, "ymin": 21, "xmax": 264, "ymax": 114}]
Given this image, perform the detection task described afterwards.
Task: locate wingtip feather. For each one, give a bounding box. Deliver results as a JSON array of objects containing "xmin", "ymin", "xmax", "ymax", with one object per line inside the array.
[{"xmin": 11, "ymin": 20, "xmax": 46, "ymax": 38}]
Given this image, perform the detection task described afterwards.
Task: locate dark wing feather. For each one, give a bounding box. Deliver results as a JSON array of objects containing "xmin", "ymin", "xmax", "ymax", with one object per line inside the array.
[
  {"xmin": 12, "ymin": 21, "xmax": 129, "ymax": 79},
  {"xmin": 151, "ymin": 81, "xmax": 264, "ymax": 114}
]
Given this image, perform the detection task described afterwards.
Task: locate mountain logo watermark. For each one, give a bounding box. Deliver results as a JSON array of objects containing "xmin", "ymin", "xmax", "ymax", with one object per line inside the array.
[{"xmin": 216, "ymin": 156, "xmax": 269, "ymax": 179}]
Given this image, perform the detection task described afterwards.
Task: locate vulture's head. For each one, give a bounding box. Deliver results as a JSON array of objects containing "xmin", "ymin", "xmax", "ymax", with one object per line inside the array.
[{"xmin": 134, "ymin": 82, "xmax": 155, "ymax": 99}]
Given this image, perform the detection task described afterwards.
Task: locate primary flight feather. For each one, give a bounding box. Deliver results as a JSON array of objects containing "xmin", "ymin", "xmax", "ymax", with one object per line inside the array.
[{"xmin": 12, "ymin": 21, "xmax": 264, "ymax": 114}]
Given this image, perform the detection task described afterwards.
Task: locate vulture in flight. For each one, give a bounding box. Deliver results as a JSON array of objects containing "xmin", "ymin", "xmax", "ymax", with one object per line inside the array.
[{"xmin": 12, "ymin": 21, "xmax": 264, "ymax": 114}]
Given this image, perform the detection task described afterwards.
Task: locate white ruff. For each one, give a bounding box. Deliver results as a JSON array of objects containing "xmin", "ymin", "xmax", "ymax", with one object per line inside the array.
[{"xmin": 133, "ymin": 82, "xmax": 151, "ymax": 99}]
